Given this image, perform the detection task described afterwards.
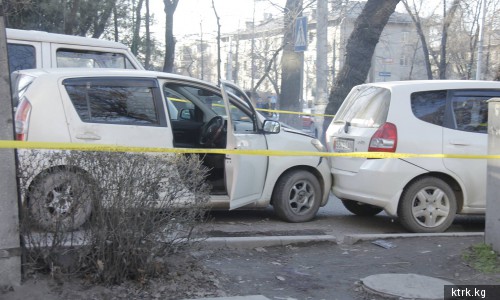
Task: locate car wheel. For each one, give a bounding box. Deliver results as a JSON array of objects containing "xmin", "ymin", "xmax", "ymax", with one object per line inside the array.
[
  {"xmin": 272, "ymin": 170, "xmax": 322, "ymax": 222},
  {"xmin": 341, "ymin": 199, "xmax": 383, "ymax": 216},
  {"xmin": 398, "ymin": 177, "xmax": 457, "ymax": 233},
  {"xmin": 28, "ymin": 170, "xmax": 95, "ymax": 231}
]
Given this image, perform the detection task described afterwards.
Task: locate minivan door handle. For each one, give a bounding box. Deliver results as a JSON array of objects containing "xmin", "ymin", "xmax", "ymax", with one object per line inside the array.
[{"xmin": 75, "ymin": 133, "xmax": 102, "ymax": 140}]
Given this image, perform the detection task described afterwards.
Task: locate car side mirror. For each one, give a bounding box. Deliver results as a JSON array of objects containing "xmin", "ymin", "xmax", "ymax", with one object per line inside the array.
[
  {"xmin": 263, "ymin": 120, "xmax": 280, "ymax": 134},
  {"xmin": 179, "ymin": 108, "xmax": 194, "ymax": 120}
]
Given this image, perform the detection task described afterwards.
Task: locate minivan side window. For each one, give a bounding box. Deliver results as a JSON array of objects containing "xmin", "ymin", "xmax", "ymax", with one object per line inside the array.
[
  {"xmin": 7, "ymin": 43, "xmax": 36, "ymax": 73},
  {"xmin": 57, "ymin": 49, "xmax": 135, "ymax": 69},
  {"xmin": 410, "ymin": 90, "xmax": 447, "ymax": 126},
  {"xmin": 63, "ymin": 78, "xmax": 160, "ymax": 125}
]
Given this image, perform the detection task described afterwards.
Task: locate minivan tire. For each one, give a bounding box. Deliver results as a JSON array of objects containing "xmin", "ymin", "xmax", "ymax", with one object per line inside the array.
[
  {"xmin": 28, "ymin": 170, "xmax": 94, "ymax": 231},
  {"xmin": 272, "ymin": 170, "xmax": 321, "ymax": 223},
  {"xmin": 398, "ymin": 177, "xmax": 457, "ymax": 233},
  {"xmin": 341, "ymin": 199, "xmax": 383, "ymax": 216}
]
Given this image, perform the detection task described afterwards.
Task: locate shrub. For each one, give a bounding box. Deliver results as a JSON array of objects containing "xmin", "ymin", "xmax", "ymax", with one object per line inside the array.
[{"xmin": 18, "ymin": 150, "xmax": 211, "ymax": 284}]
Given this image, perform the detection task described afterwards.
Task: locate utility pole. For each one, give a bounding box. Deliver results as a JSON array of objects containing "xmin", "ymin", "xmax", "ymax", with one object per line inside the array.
[
  {"xmin": 0, "ymin": 0, "xmax": 22, "ymax": 287},
  {"xmin": 315, "ymin": 0, "xmax": 329, "ymax": 138},
  {"xmin": 200, "ymin": 20, "xmax": 204, "ymax": 80}
]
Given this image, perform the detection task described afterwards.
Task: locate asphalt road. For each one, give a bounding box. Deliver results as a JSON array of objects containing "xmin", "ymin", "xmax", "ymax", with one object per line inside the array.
[{"xmin": 203, "ymin": 195, "xmax": 485, "ymax": 241}]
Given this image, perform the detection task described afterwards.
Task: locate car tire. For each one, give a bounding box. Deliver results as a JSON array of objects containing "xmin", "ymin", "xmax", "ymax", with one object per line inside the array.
[
  {"xmin": 341, "ymin": 199, "xmax": 383, "ymax": 216},
  {"xmin": 272, "ymin": 170, "xmax": 322, "ymax": 223},
  {"xmin": 398, "ymin": 177, "xmax": 457, "ymax": 233},
  {"xmin": 28, "ymin": 169, "xmax": 95, "ymax": 231}
]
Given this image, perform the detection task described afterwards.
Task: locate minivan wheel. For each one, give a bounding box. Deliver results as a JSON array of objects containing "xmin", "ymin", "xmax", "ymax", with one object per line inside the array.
[
  {"xmin": 341, "ymin": 199, "xmax": 383, "ymax": 216},
  {"xmin": 28, "ymin": 170, "xmax": 95, "ymax": 231},
  {"xmin": 272, "ymin": 170, "xmax": 321, "ymax": 223},
  {"xmin": 398, "ymin": 177, "xmax": 457, "ymax": 233}
]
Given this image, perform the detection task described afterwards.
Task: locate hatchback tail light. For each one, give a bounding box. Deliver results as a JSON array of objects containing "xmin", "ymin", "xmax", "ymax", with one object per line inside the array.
[
  {"xmin": 15, "ymin": 98, "xmax": 32, "ymax": 141},
  {"xmin": 368, "ymin": 122, "xmax": 397, "ymax": 152}
]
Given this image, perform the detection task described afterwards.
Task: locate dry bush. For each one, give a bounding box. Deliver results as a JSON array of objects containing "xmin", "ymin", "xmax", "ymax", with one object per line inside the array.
[{"xmin": 17, "ymin": 150, "xmax": 211, "ymax": 284}]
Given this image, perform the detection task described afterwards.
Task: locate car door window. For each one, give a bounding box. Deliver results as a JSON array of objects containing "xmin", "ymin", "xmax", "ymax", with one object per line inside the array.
[
  {"xmin": 63, "ymin": 78, "xmax": 162, "ymax": 126},
  {"xmin": 451, "ymin": 96, "xmax": 488, "ymax": 133},
  {"xmin": 163, "ymin": 86, "xmax": 196, "ymax": 120}
]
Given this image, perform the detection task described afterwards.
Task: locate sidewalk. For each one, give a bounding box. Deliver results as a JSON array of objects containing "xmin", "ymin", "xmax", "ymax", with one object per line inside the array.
[
  {"xmin": 196, "ymin": 233, "xmax": 499, "ymax": 300},
  {"xmin": 3, "ymin": 232, "xmax": 498, "ymax": 300}
]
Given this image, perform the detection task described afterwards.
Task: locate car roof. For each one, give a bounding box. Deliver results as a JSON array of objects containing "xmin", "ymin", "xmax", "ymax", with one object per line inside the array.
[
  {"xmin": 361, "ymin": 80, "xmax": 500, "ymax": 91},
  {"xmin": 6, "ymin": 28, "xmax": 129, "ymax": 49},
  {"xmin": 15, "ymin": 68, "xmax": 219, "ymax": 88}
]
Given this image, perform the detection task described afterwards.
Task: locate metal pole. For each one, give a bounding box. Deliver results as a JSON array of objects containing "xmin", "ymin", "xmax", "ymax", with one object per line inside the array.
[{"xmin": 476, "ymin": 0, "xmax": 486, "ymax": 80}]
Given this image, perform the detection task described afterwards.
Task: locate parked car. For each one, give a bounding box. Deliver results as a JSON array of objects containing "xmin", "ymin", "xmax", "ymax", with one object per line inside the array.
[
  {"xmin": 325, "ymin": 80, "xmax": 498, "ymax": 233},
  {"xmin": 13, "ymin": 68, "xmax": 331, "ymax": 229}
]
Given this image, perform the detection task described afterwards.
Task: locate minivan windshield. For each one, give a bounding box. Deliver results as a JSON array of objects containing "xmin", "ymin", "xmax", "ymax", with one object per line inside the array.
[{"xmin": 334, "ymin": 85, "xmax": 390, "ymax": 128}]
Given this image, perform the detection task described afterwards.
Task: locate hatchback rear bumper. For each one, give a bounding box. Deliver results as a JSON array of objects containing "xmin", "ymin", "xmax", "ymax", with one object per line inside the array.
[{"xmin": 331, "ymin": 158, "xmax": 426, "ymax": 216}]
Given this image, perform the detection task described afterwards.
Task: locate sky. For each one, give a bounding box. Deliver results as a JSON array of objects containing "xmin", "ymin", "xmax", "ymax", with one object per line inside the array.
[{"xmin": 151, "ymin": 0, "xmax": 287, "ymax": 38}]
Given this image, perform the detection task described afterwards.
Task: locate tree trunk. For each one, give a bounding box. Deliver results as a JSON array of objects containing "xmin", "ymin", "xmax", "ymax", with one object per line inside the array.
[
  {"xmin": 322, "ymin": 0, "xmax": 400, "ymax": 139},
  {"xmin": 131, "ymin": 0, "xmax": 144, "ymax": 56},
  {"xmin": 145, "ymin": 0, "xmax": 151, "ymax": 69},
  {"xmin": 279, "ymin": 0, "xmax": 303, "ymax": 128},
  {"xmin": 439, "ymin": 0, "xmax": 461, "ymax": 79},
  {"xmin": 163, "ymin": 0, "xmax": 179, "ymax": 73}
]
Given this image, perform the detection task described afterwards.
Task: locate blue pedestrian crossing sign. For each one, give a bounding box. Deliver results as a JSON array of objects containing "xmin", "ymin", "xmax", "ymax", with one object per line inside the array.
[{"xmin": 294, "ymin": 16, "xmax": 308, "ymax": 52}]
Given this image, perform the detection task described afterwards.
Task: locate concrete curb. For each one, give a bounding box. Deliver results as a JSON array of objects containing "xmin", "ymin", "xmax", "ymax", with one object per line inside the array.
[
  {"xmin": 202, "ymin": 235, "xmax": 337, "ymax": 249},
  {"xmin": 200, "ymin": 232, "xmax": 484, "ymax": 249},
  {"xmin": 342, "ymin": 232, "xmax": 484, "ymax": 245}
]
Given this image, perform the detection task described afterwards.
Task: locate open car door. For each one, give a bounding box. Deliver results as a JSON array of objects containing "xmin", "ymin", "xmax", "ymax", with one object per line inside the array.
[{"xmin": 220, "ymin": 81, "xmax": 269, "ymax": 209}]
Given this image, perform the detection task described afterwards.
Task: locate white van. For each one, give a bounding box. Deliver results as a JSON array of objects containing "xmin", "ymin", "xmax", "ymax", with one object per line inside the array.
[
  {"xmin": 6, "ymin": 28, "xmax": 143, "ymax": 74},
  {"xmin": 13, "ymin": 68, "xmax": 332, "ymax": 230}
]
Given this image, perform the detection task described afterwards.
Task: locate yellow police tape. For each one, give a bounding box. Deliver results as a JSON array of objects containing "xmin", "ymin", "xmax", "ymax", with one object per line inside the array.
[{"xmin": 1, "ymin": 140, "xmax": 500, "ymax": 159}]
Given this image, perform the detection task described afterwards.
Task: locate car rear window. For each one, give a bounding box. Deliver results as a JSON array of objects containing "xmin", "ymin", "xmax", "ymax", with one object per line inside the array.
[
  {"xmin": 334, "ymin": 86, "xmax": 390, "ymax": 128},
  {"xmin": 411, "ymin": 90, "xmax": 447, "ymax": 126}
]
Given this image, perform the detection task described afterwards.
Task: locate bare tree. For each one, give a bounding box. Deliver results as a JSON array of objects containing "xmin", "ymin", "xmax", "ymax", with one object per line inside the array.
[
  {"xmin": 439, "ymin": 0, "xmax": 461, "ymax": 79},
  {"xmin": 145, "ymin": 0, "xmax": 151, "ymax": 69},
  {"xmin": 279, "ymin": 0, "xmax": 303, "ymax": 128},
  {"xmin": 322, "ymin": 0, "xmax": 400, "ymax": 137},
  {"xmin": 163, "ymin": 0, "xmax": 179, "ymax": 73},
  {"xmin": 131, "ymin": 0, "xmax": 144, "ymax": 56},
  {"xmin": 402, "ymin": 0, "xmax": 434, "ymax": 79}
]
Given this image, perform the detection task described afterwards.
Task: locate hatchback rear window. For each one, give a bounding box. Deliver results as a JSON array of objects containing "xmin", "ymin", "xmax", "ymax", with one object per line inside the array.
[{"xmin": 334, "ymin": 86, "xmax": 390, "ymax": 128}]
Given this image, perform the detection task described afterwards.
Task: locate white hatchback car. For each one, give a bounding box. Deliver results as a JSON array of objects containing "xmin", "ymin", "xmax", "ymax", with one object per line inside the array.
[
  {"xmin": 13, "ymin": 69, "xmax": 331, "ymax": 230},
  {"xmin": 325, "ymin": 80, "xmax": 499, "ymax": 233}
]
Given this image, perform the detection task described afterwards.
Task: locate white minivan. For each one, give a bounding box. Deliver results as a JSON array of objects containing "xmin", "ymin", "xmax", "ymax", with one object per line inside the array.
[
  {"xmin": 325, "ymin": 80, "xmax": 499, "ymax": 233},
  {"xmin": 6, "ymin": 28, "xmax": 143, "ymax": 74},
  {"xmin": 13, "ymin": 68, "xmax": 331, "ymax": 229}
]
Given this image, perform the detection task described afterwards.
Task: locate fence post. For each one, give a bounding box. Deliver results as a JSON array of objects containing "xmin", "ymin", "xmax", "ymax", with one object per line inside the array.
[{"xmin": 486, "ymin": 98, "xmax": 500, "ymax": 251}]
